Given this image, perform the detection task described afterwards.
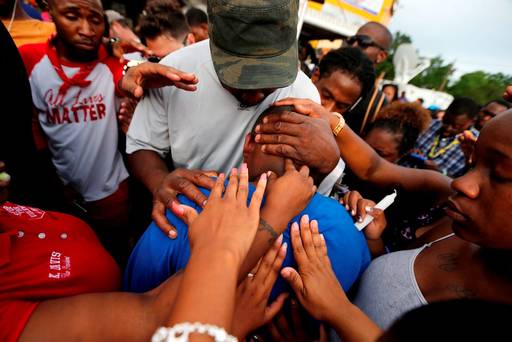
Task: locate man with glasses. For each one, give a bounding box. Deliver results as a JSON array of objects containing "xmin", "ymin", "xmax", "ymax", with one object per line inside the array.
[{"xmin": 343, "ymin": 21, "xmax": 392, "ymax": 135}]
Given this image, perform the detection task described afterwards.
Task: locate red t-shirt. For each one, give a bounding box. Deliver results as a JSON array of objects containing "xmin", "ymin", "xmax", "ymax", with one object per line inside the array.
[{"xmin": 0, "ymin": 203, "xmax": 120, "ymax": 342}]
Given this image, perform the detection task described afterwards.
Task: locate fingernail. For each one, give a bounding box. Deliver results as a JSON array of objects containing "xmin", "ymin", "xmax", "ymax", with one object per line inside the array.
[
  {"xmin": 345, "ymin": 205, "xmax": 349, "ymax": 210},
  {"xmin": 352, "ymin": 210, "xmax": 356, "ymax": 216},
  {"xmin": 365, "ymin": 206, "xmax": 372, "ymax": 212},
  {"xmin": 276, "ymin": 234, "xmax": 283, "ymax": 245},
  {"xmin": 255, "ymin": 125, "xmax": 261, "ymax": 132},
  {"xmin": 255, "ymin": 134, "xmax": 261, "ymax": 142},
  {"xmin": 231, "ymin": 168, "xmax": 238, "ymax": 175},
  {"xmin": 291, "ymin": 222, "xmax": 299, "ymax": 232},
  {"xmin": 241, "ymin": 163, "xmax": 248, "ymax": 172},
  {"xmin": 260, "ymin": 173, "xmax": 267, "ymax": 181},
  {"xmin": 320, "ymin": 234, "xmax": 325, "ymax": 241},
  {"xmin": 263, "ymin": 117, "xmax": 268, "ymax": 123},
  {"xmin": 358, "ymin": 216, "xmax": 363, "ymax": 223},
  {"xmin": 168, "ymin": 230, "xmax": 176, "ymax": 238},
  {"xmin": 302, "ymin": 214, "xmax": 309, "ymax": 223},
  {"xmin": 202, "ymin": 200, "xmax": 207, "ymax": 207},
  {"xmin": 282, "ymin": 242, "xmax": 288, "ymax": 251}
]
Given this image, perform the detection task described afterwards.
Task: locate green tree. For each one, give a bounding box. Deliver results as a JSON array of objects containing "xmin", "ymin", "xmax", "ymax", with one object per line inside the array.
[
  {"xmin": 448, "ymin": 71, "xmax": 512, "ymax": 104},
  {"xmin": 409, "ymin": 56, "xmax": 455, "ymax": 90}
]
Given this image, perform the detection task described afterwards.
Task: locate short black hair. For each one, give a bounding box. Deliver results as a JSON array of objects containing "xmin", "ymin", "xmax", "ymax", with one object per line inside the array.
[
  {"xmin": 186, "ymin": 7, "xmax": 207, "ymax": 27},
  {"xmin": 484, "ymin": 99, "xmax": 511, "ymax": 109},
  {"xmin": 318, "ymin": 47, "xmax": 375, "ymax": 99},
  {"xmin": 445, "ymin": 97, "xmax": 479, "ymax": 120},
  {"xmin": 138, "ymin": 3, "xmax": 189, "ymax": 42},
  {"xmin": 251, "ymin": 105, "xmax": 295, "ymax": 136}
]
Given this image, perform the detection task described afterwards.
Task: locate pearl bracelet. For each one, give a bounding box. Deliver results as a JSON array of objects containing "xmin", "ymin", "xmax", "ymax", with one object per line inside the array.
[{"xmin": 152, "ymin": 322, "xmax": 238, "ymax": 342}]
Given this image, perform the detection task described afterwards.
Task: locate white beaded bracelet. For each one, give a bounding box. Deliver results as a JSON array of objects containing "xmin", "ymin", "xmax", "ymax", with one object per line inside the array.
[{"xmin": 151, "ymin": 322, "xmax": 238, "ymax": 342}]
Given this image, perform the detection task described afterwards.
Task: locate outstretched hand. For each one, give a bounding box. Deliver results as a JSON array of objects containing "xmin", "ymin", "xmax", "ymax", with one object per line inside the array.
[
  {"xmin": 232, "ymin": 236, "xmax": 288, "ymax": 340},
  {"xmin": 120, "ymin": 62, "xmax": 198, "ymax": 98},
  {"xmin": 175, "ymin": 165, "xmax": 268, "ymax": 263},
  {"xmin": 280, "ymin": 215, "xmax": 348, "ymax": 324}
]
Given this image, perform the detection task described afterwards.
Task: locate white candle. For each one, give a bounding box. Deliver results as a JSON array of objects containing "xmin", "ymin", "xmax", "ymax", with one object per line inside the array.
[{"xmin": 355, "ymin": 190, "xmax": 397, "ymax": 231}]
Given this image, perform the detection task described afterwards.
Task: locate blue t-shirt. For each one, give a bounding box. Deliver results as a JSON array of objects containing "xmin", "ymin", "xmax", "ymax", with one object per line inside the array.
[{"xmin": 124, "ymin": 185, "xmax": 371, "ymax": 300}]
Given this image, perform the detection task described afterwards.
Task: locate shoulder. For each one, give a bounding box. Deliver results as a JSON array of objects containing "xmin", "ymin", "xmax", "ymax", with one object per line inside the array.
[
  {"xmin": 430, "ymin": 119, "xmax": 443, "ymax": 130},
  {"xmin": 160, "ymin": 39, "xmax": 211, "ymax": 70},
  {"xmin": 277, "ymin": 70, "xmax": 320, "ymax": 102},
  {"xmin": 18, "ymin": 42, "xmax": 47, "ymax": 75},
  {"xmin": 303, "ymin": 193, "xmax": 356, "ymax": 232}
]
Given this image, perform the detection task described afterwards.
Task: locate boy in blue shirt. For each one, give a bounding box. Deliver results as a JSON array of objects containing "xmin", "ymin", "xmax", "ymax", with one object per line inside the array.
[{"xmin": 124, "ymin": 106, "xmax": 371, "ymax": 299}]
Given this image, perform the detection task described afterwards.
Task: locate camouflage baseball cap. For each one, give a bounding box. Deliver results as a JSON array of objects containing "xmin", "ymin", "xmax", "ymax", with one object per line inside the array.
[{"xmin": 208, "ymin": 0, "xmax": 299, "ymax": 90}]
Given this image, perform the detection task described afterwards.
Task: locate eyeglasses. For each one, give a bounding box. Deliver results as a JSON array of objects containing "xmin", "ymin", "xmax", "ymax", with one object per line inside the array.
[{"xmin": 346, "ymin": 35, "xmax": 387, "ymax": 51}]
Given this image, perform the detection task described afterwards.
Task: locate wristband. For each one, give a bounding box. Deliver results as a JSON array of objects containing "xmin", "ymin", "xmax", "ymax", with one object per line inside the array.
[{"xmin": 332, "ymin": 112, "xmax": 345, "ymax": 136}]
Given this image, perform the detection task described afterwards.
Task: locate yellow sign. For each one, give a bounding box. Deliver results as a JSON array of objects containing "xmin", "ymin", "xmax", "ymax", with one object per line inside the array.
[{"xmin": 305, "ymin": 0, "xmax": 394, "ymax": 36}]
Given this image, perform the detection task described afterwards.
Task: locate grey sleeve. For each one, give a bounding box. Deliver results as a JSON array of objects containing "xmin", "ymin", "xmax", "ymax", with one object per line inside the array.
[{"xmin": 126, "ymin": 87, "xmax": 171, "ymax": 157}]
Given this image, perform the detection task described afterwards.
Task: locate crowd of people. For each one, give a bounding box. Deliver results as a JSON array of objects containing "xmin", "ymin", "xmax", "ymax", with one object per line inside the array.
[{"xmin": 1, "ymin": 0, "xmax": 512, "ymax": 341}]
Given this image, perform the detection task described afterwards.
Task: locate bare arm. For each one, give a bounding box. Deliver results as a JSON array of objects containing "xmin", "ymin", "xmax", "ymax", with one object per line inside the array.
[{"xmin": 19, "ymin": 272, "xmax": 183, "ymax": 342}]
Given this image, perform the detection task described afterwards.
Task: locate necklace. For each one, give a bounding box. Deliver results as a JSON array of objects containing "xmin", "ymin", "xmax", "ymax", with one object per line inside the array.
[{"xmin": 428, "ymin": 135, "xmax": 460, "ymax": 159}]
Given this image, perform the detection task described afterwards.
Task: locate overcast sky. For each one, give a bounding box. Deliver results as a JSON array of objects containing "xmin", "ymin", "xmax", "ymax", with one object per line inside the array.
[{"xmin": 388, "ymin": 0, "xmax": 512, "ymax": 80}]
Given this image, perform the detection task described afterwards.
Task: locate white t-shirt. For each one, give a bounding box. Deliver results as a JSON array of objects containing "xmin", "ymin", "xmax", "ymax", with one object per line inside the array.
[
  {"xmin": 127, "ymin": 40, "xmax": 344, "ymax": 193},
  {"xmin": 20, "ymin": 43, "xmax": 129, "ymax": 202}
]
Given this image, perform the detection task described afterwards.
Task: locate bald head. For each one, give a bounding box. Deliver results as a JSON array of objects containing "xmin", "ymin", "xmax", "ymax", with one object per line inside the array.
[
  {"xmin": 354, "ymin": 21, "xmax": 392, "ymax": 66},
  {"xmin": 357, "ymin": 22, "xmax": 392, "ymax": 50},
  {"xmin": 48, "ymin": 0, "xmax": 103, "ymax": 10}
]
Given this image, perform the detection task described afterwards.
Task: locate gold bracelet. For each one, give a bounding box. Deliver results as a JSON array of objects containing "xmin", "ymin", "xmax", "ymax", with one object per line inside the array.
[{"xmin": 332, "ymin": 112, "xmax": 345, "ymax": 136}]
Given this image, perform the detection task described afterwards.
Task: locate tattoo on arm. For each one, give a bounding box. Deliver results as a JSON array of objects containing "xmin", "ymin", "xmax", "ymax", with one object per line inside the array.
[{"xmin": 258, "ymin": 218, "xmax": 278, "ymax": 245}]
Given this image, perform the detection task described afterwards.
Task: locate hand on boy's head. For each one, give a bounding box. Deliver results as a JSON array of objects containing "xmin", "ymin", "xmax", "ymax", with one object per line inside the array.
[
  {"xmin": 151, "ymin": 168, "xmax": 218, "ymax": 239},
  {"xmin": 254, "ymin": 111, "xmax": 339, "ymax": 175},
  {"xmin": 264, "ymin": 160, "xmax": 316, "ymax": 221},
  {"xmin": 273, "ymin": 97, "xmax": 334, "ymax": 123}
]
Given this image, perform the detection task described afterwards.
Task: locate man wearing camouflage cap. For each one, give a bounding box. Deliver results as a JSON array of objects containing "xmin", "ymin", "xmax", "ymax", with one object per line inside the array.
[{"xmin": 124, "ymin": 0, "xmax": 343, "ymax": 237}]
